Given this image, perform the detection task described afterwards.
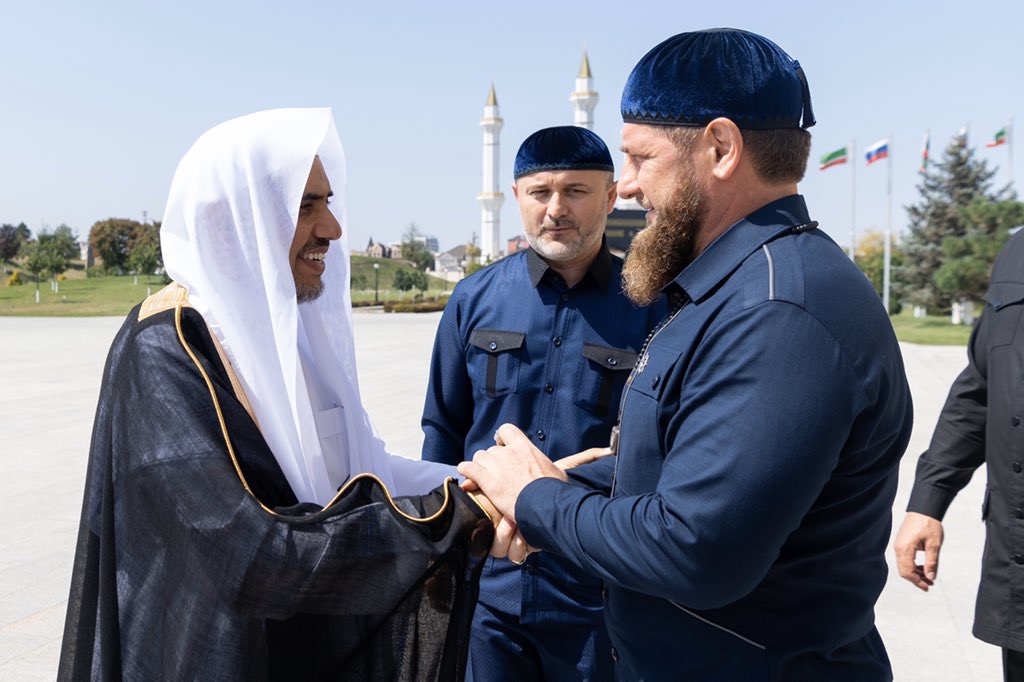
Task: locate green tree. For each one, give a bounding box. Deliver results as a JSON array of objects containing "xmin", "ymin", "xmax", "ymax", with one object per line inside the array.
[
  {"xmin": 43, "ymin": 225, "xmax": 80, "ymax": 286},
  {"xmin": 934, "ymin": 198, "xmax": 1024, "ymax": 302},
  {"xmin": 855, "ymin": 230, "xmax": 905, "ymax": 314},
  {"xmin": 128, "ymin": 242, "xmax": 161, "ymax": 295},
  {"xmin": 0, "ymin": 225, "xmax": 21, "ymax": 262},
  {"xmin": 393, "ymin": 268, "xmax": 427, "ymax": 292},
  {"xmin": 400, "ymin": 223, "xmax": 434, "ymax": 272},
  {"xmin": 89, "ymin": 218, "xmax": 143, "ymax": 273},
  {"xmin": 24, "ymin": 226, "xmax": 79, "ymax": 292},
  {"xmin": 21, "ymin": 240, "xmax": 50, "ymax": 301},
  {"xmin": 897, "ymin": 134, "xmax": 1007, "ymax": 312}
]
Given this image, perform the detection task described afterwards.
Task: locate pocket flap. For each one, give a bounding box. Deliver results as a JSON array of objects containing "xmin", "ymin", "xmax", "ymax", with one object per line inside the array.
[
  {"xmin": 582, "ymin": 343, "xmax": 638, "ymax": 371},
  {"xmin": 469, "ymin": 329, "xmax": 525, "ymax": 353},
  {"xmin": 983, "ymin": 282, "xmax": 1024, "ymax": 310}
]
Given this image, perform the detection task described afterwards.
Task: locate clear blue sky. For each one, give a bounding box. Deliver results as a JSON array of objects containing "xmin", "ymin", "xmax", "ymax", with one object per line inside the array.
[{"xmin": 2, "ymin": 0, "xmax": 1020, "ymax": 254}]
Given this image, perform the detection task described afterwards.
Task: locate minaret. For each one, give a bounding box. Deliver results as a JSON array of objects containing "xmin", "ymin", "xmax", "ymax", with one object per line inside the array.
[
  {"xmin": 478, "ymin": 83, "xmax": 504, "ymax": 262},
  {"xmin": 569, "ymin": 51, "xmax": 598, "ymax": 130}
]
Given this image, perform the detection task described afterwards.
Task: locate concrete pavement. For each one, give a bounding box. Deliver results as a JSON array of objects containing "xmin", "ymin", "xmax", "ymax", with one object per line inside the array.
[{"xmin": 0, "ymin": 313, "xmax": 1000, "ymax": 679}]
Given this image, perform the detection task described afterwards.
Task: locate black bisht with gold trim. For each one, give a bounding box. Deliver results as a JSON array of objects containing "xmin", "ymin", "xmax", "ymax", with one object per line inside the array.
[{"xmin": 58, "ymin": 291, "xmax": 493, "ymax": 681}]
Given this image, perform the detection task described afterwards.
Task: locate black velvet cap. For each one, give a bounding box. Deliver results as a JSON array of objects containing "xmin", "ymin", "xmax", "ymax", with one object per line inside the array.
[
  {"xmin": 620, "ymin": 28, "xmax": 815, "ymax": 130},
  {"xmin": 513, "ymin": 126, "xmax": 614, "ymax": 180}
]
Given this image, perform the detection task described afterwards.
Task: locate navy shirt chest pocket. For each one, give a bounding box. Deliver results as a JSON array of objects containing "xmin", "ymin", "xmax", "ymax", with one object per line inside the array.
[
  {"xmin": 984, "ymin": 282, "xmax": 1024, "ymax": 348},
  {"xmin": 468, "ymin": 328, "xmax": 526, "ymax": 398},
  {"xmin": 575, "ymin": 343, "xmax": 638, "ymax": 417}
]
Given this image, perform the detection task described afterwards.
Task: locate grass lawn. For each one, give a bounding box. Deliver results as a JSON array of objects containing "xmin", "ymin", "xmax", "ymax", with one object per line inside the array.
[
  {"xmin": 0, "ymin": 256, "xmax": 452, "ymax": 316},
  {"xmin": 0, "ymin": 272, "xmax": 160, "ymax": 316},
  {"xmin": 889, "ymin": 310, "xmax": 972, "ymax": 346},
  {"xmin": 350, "ymin": 255, "xmax": 454, "ymax": 303}
]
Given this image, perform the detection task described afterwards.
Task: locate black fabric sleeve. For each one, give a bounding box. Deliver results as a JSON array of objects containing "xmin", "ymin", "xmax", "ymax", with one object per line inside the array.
[{"xmin": 906, "ymin": 313, "xmax": 989, "ymax": 520}]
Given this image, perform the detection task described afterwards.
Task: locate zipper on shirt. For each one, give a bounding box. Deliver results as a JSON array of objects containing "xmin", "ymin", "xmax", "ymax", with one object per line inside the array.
[{"xmin": 609, "ymin": 296, "xmax": 688, "ymax": 495}]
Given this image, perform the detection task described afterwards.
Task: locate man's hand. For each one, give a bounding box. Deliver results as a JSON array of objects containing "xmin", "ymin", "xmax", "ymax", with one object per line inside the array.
[
  {"xmin": 457, "ymin": 423, "xmax": 566, "ymax": 525},
  {"xmin": 893, "ymin": 511, "xmax": 945, "ymax": 591},
  {"xmin": 556, "ymin": 446, "xmax": 614, "ymax": 471},
  {"xmin": 464, "ymin": 491, "xmax": 532, "ymax": 563}
]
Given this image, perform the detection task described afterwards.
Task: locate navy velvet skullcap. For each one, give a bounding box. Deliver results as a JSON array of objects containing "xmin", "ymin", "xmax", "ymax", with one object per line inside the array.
[
  {"xmin": 621, "ymin": 28, "xmax": 816, "ymax": 130},
  {"xmin": 513, "ymin": 126, "xmax": 615, "ymax": 180}
]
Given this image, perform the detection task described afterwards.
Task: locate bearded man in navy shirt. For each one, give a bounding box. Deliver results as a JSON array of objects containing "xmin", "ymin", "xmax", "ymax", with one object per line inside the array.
[{"xmin": 460, "ymin": 29, "xmax": 914, "ymax": 682}]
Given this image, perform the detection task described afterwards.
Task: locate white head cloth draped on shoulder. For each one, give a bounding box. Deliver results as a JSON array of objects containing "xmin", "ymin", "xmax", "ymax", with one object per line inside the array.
[{"xmin": 160, "ymin": 108, "xmax": 448, "ymax": 504}]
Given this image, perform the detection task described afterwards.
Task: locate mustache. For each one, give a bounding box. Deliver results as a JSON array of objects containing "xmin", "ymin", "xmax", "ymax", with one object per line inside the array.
[
  {"xmin": 299, "ymin": 238, "xmax": 331, "ymax": 254},
  {"xmin": 540, "ymin": 218, "xmax": 578, "ymax": 231}
]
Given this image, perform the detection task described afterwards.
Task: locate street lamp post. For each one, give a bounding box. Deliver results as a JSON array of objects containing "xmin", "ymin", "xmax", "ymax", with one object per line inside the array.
[{"xmin": 373, "ymin": 261, "xmax": 380, "ymax": 304}]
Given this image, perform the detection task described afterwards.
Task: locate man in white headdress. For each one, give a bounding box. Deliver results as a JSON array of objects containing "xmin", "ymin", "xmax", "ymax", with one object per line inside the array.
[{"xmin": 58, "ymin": 108, "xmax": 494, "ymax": 681}]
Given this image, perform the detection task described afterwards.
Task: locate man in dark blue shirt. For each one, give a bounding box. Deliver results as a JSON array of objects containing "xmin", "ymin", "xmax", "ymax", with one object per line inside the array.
[
  {"xmin": 459, "ymin": 30, "xmax": 914, "ymax": 681},
  {"xmin": 422, "ymin": 126, "xmax": 662, "ymax": 681}
]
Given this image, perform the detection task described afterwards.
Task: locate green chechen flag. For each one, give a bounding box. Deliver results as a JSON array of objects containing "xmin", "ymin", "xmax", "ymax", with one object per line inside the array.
[
  {"xmin": 819, "ymin": 147, "xmax": 848, "ymax": 170},
  {"xmin": 986, "ymin": 127, "xmax": 1008, "ymax": 148}
]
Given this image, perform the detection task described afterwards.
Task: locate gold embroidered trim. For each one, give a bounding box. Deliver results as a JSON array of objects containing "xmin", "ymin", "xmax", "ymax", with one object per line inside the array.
[
  {"xmin": 172, "ymin": 302, "xmax": 455, "ymax": 522},
  {"xmin": 138, "ymin": 282, "xmax": 188, "ymax": 321}
]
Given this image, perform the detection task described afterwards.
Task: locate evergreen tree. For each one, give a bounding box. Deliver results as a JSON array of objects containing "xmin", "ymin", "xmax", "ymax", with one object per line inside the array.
[
  {"xmin": 897, "ymin": 134, "xmax": 1007, "ymax": 311},
  {"xmin": 933, "ymin": 198, "xmax": 1024, "ymax": 302}
]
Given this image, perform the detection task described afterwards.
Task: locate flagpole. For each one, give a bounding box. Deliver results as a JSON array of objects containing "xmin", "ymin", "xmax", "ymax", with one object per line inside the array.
[
  {"xmin": 883, "ymin": 134, "xmax": 893, "ymax": 315},
  {"xmin": 850, "ymin": 138, "xmax": 857, "ymax": 261},
  {"xmin": 1010, "ymin": 116, "xmax": 1015, "ymax": 187}
]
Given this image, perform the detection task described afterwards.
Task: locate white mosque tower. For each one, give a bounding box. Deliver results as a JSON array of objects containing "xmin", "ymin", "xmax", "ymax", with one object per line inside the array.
[
  {"xmin": 478, "ymin": 83, "xmax": 504, "ymax": 262},
  {"xmin": 569, "ymin": 50, "xmax": 598, "ymax": 130}
]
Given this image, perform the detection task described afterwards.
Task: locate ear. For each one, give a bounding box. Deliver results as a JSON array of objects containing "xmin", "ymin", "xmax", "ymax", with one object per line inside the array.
[
  {"xmin": 703, "ymin": 118, "xmax": 743, "ymax": 181},
  {"xmin": 511, "ymin": 181, "xmax": 520, "ymax": 201},
  {"xmin": 605, "ymin": 180, "xmax": 618, "ymax": 213}
]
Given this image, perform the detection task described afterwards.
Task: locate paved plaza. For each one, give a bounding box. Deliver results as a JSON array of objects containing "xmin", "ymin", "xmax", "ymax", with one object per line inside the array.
[{"xmin": 0, "ymin": 312, "xmax": 1001, "ymax": 679}]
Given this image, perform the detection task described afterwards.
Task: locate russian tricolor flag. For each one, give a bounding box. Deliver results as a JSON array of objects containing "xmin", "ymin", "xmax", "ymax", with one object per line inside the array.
[{"xmin": 865, "ymin": 139, "xmax": 890, "ymax": 165}]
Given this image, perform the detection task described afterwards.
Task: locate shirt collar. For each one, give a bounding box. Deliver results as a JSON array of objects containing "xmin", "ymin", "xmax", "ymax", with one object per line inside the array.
[
  {"xmin": 671, "ymin": 194, "xmax": 815, "ymax": 303},
  {"xmin": 527, "ymin": 237, "xmax": 614, "ymax": 290}
]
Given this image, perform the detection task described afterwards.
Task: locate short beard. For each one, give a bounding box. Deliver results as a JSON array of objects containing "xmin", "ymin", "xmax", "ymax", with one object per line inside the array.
[
  {"xmin": 622, "ymin": 175, "xmax": 706, "ymax": 306},
  {"xmin": 296, "ymin": 281, "xmax": 324, "ymax": 304}
]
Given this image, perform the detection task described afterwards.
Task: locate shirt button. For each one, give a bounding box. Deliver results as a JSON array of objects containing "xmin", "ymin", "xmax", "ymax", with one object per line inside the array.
[
  {"xmin": 553, "ymin": 337, "xmax": 562, "ymax": 347},
  {"xmin": 651, "ymin": 375, "xmax": 660, "ymax": 389},
  {"xmin": 544, "ymin": 383, "xmax": 554, "ymax": 394},
  {"xmin": 1015, "ymin": 508, "xmax": 1024, "ymax": 520},
  {"xmin": 1015, "ymin": 462, "xmax": 1023, "ymax": 474},
  {"xmin": 1013, "ymin": 416, "xmax": 1021, "ymax": 427},
  {"xmin": 611, "ymin": 647, "xmax": 619, "ymax": 663},
  {"xmin": 488, "ymin": 341, "xmax": 497, "ymax": 351},
  {"xmin": 561, "ymin": 292, "xmax": 570, "ymax": 302},
  {"xmin": 1014, "ymin": 554, "xmax": 1024, "ymax": 565},
  {"xmin": 601, "ymin": 588, "xmax": 609, "ymax": 602},
  {"xmin": 537, "ymin": 430, "xmax": 546, "ymax": 441},
  {"xmin": 607, "ymin": 357, "xmax": 618, "ymax": 367}
]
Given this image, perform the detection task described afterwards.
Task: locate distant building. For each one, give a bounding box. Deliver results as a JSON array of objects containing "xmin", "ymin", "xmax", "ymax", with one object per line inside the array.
[
  {"xmin": 79, "ymin": 242, "xmax": 95, "ymax": 269},
  {"xmin": 366, "ymin": 238, "xmax": 393, "ymax": 260},
  {"xmin": 506, "ymin": 235, "xmax": 529, "ymax": 255},
  {"xmin": 478, "ymin": 83, "xmax": 504, "ymax": 263},
  {"xmin": 435, "ymin": 252, "xmax": 460, "ymax": 274},
  {"xmin": 605, "ymin": 202, "xmax": 646, "ymax": 256},
  {"xmin": 570, "ymin": 51, "xmax": 598, "ymax": 131},
  {"xmin": 413, "ymin": 234, "xmax": 440, "ymax": 253}
]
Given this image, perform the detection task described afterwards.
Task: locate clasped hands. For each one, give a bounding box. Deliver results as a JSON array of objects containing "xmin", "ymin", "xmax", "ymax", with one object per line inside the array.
[{"xmin": 460, "ymin": 423, "xmax": 612, "ymax": 564}]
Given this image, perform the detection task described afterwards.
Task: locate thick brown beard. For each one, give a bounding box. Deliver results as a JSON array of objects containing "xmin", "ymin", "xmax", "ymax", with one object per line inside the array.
[{"xmin": 622, "ymin": 178, "xmax": 707, "ymax": 306}]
